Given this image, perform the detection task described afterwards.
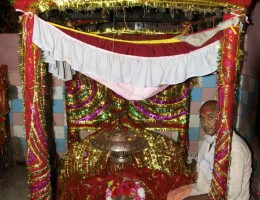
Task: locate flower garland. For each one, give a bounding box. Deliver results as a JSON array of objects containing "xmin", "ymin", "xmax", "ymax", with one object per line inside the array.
[{"xmin": 105, "ymin": 180, "xmax": 145, "ymax": 200}]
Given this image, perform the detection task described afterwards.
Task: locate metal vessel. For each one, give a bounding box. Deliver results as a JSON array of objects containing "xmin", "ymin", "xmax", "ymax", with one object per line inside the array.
[{"xmin": 91, "ymin": 129, "xmax": 147, "ymax": 163}]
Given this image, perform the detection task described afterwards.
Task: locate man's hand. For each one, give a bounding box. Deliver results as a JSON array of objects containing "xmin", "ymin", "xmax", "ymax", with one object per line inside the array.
[{"xmin": 183, "ymin": 194, "xmax": 208, "ymax": 200}]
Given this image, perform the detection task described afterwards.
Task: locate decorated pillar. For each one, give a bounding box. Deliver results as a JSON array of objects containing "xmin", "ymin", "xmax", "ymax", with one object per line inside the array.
[
  {"xmin": 209, "ymin": 12, "xmax": 245, "ymax": 199},
  {"xmin": 21, "ymin": 13, "xmax": 52, "ymax": 199}
]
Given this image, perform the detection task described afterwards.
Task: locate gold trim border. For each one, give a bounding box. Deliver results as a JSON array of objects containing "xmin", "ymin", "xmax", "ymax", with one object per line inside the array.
[{"xmin": 31, "ymin": 0, "xmax": 246, "ymax": 14}]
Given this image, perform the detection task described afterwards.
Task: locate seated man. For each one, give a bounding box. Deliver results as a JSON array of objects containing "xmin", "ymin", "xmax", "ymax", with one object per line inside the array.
[{"xmin": 167, "ymin": 100, "xmax": 252, "ymax": 200}]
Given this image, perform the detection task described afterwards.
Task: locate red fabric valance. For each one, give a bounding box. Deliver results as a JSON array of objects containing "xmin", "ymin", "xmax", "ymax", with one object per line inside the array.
[{"xmin": 55, "ymin": 25, "xmax": 223, "ymax": 57}]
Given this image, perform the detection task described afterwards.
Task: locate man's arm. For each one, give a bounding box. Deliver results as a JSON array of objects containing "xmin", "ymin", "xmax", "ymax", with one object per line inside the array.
[
  {"xmin": 227, "ymin": 149, "xmax": 245, "ymax": 199},
  {"xmin": 183, "ymin": 151, "xmax": 244, "ymax": 200}
]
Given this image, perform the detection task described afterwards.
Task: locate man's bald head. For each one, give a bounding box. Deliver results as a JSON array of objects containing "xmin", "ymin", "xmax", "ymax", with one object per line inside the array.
[
  {"xmin": 200, "ymin": 100, "xmax": 218, "ymax": 136},
  {"xmin": 200, "ymin": 100, "xmax": 217, "ymax": 113}
]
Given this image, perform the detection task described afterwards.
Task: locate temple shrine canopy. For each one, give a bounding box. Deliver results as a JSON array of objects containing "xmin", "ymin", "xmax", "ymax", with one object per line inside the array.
[{"xmin": 12, "ymin": 0, "xmax": 253, "ymax": 199}]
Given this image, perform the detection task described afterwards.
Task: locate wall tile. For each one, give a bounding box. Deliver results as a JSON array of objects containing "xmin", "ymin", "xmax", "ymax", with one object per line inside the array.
[
  {"xmin": 191, "ymin": 88, "xmax": 202, "ymax": 101},
  {"xmin": 189, "ymin": 115, "xmax": 200, "ymax": 127},
  {"xmin": 190, "ymin": 102, "xmax": 201, "ymax": 115},
  {"xmin": 11, "ymin": 99, "xmax": 23, "ymax": 112},
  {"xmin": 53, "ymin": 113, "xmax": 65, "ymax": 126},
  {"xmin": 55, "ymin": 138, "xmax": 66, "ymax": 152},
  {"xmin": 189, "ymin": 127, "xmax": 199, "ymax": 141},
  {"xmin": 8, "ymin": 112, "xmax": 13, "ymax": 126},
  {"xmin": 202, "ymin": 88, "xmax": 217, "ymax": 101},
  {"xmin": 8, "ymin": 72, "xmax": 22, "ymax": 86},
  {"xmin": 53, "ymin": 86, "xmax": 64, "ymax": 99},
  {"xmin": 202, "ymin": 74, "xmax": 217, "ymax": 88},
  {"xmin": 188, "ymin": 141, "xmax": 198, "ymax": 152},
  {"xmin": 64, "ymin": 113, "xmax": 67, "ymax": 126},
  {"xmin": 53, "ymin": 126, "xmax": 65, "ymax": 138},
  {"xmin": 53, "ymin": 100, "xmax": 65, "ymax": 113},
  {"xmin": 0, "ymin": 34, "xmax": 20, "ymax": 72},
  {"xmin": 12, "ymin": 113, "xmax": 24, "ymax": 126},
  {"xmin": 13, "ymin": 125, "xmax": 25, "ymax": 138}
]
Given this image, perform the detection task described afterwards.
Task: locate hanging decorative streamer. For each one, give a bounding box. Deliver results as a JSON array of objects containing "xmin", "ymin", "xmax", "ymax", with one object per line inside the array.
[
  {"xmin": 209, "ymin": 12, "xmax": 242, "ymax": 199},
  {"xmin": 21, "ymin": 13, "xmax": 51, "ymax": 200}
]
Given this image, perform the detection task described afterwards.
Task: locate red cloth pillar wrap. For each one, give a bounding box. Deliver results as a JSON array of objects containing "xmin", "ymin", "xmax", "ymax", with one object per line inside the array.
[
  {"xmin": 22, "ymin": 13, "xmax": 52, "ymax": 199},
  {"xmin": 209, "ymin": 13, "xmax": 240, "ymax": 199}
]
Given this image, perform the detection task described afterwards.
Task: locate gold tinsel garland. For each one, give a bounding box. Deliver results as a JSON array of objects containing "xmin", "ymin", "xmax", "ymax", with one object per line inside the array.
[{"xmin": 28, "ymin": 0, "xmax": 245, "ymax": 14}]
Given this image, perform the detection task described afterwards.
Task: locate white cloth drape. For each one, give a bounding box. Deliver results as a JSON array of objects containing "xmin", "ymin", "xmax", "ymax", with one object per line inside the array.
[
  {"xmin": 32, "ymin": 15, "xmax": 241, "ymax": 99},
  {"xmin": 33, "ymin": 15, "xmax": 220, "ymax": 88}
]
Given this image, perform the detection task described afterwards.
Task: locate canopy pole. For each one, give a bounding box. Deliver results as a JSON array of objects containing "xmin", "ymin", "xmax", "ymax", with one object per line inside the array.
[
  {"xmin": 209, "ymin": 11, "xmax": 244, "ymax": 199},
  {"xmin": 22, "ymin": 13, "xmax": 52, "ymax": 200}
]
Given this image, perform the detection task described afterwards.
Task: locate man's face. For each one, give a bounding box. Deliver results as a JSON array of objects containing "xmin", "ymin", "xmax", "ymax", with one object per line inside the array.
[{"xmin": 199, "ymin": 106, "xmax": 217, "ymax": 136}]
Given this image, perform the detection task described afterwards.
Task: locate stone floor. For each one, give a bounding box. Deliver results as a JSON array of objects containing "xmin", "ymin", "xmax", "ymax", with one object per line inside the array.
[{"xmin": 0, "ymin": 163, "xmax": 28, "ymax": 200}]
